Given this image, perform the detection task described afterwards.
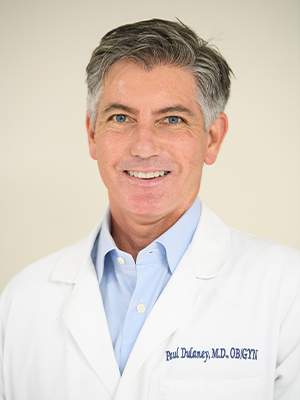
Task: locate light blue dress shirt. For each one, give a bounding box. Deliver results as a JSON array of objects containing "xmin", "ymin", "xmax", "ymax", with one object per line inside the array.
[{"xmin": 91, "ymin": 197, "xmax": 201, "ymax": 374}]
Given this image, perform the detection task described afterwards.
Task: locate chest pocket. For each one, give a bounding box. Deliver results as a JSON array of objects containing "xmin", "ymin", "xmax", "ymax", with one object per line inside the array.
[{"xmin": 149, "ymin": 377, "xmax": 262, "ymax": 400}]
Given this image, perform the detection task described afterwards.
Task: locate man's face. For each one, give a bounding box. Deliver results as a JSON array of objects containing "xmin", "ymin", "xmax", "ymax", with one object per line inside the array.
[{"xmin": 87, "ymin": 60, "xmax": 226, "ymax": 224}]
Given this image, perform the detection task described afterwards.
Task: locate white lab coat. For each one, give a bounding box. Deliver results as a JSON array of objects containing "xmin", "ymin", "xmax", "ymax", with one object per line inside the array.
[{"xmin": 1, "ymin": 203, "xmax": 300, "ymax": 400}]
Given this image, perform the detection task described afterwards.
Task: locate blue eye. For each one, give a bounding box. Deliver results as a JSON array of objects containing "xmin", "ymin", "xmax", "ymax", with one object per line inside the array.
[
  {"xmin": 114, "ymin": 114, "xmax": 127, "ymax": 122},
  {"xmin": 167, "ymin": 116, "xmax": 180, "ymax": 124}
]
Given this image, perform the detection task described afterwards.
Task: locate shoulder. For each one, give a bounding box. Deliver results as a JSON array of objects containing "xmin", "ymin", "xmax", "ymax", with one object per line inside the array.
[
  {"xmin": 0, "ymin": 245, "xmax": 72, "ymax": 316},
  {"xmin": 195, "ymin": 202, "xmax": 300, "ymax": 273},
  {"xmin": 229, "ymin": 227, "xmax": 300, "ymax": 295},
  {"xmin": 196, "ymin": 203, "xmax": 300, "ymax": 300},
  {"xmin": 224, "ymin": 219, "xmax": 300, "ymax": 319},
  {"xmin": 0, "ymin": 218, "xmax": 102, "ymax": 314},
  {"xmin": 200, "ymin": 202, "xmax": 300, "ymax": 268},
  {"xmin": 2, "ymin": 247, "xmax": 66, "ymax": 293},
  {"xmin": 2, "ymin": 218, "xmax": 103, "ymax": 294},
  {"xmin": 229, "ymin": 226, "xmax": 300, "ymax": 274}
]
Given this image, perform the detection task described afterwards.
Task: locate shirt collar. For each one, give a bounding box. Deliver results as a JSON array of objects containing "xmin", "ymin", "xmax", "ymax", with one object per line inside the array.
[
  {"xmin": 155, "ymin": 197, "xmax": 201, "ymax": 273},
  {"xmin": 92, "ymin": 197, "xmax": 201, "ymax": 281},
  {"xmin": 91, "ymin": 206, "xmax": 115, "ymax": 283}
]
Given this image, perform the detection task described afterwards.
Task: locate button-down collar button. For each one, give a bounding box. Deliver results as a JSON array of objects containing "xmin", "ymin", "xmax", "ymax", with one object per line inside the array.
[
  {"xmin": 117, "ymin": 257, "xmax": 125, "ymax": 265},
  {"xmin": 147, "ymin": 249, "xmax": 158, "ymax": 255},
  {"xmin": 136, "ymin": 304, "xmax": 146, "ymax": 314}
]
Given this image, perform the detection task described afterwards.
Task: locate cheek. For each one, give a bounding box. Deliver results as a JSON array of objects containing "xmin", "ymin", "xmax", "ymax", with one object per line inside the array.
[
  {"xmin": 175, "ymin": 138, "xmax": 206, "ymax": 171},
  {"xmin": 94, "ymin": 137, "xmax": 111, "ymax": 177},
  {"xmin": 96, "ymin": 130, "xmax": 128, "ymax": 156},
  {"xmin": 95, "ymin": 134, "xmax": 125, "ymax": 177}
]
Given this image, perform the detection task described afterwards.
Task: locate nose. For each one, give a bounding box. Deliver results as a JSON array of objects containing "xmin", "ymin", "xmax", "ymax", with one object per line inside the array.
[{"xmin": 130, "ymin": 124, "xmax": 161, "ymax": 159}]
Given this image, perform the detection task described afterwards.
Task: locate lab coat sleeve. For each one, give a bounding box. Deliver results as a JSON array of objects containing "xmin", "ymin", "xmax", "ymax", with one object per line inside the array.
[{"xmin": 274, "ymin": 289, "xmax": 300, "ymax": 399}]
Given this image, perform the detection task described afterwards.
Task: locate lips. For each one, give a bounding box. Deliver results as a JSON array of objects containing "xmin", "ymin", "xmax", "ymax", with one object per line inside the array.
[{"xmin": 125, "ymin": 171, "xmax": 170, "ymax": 179}]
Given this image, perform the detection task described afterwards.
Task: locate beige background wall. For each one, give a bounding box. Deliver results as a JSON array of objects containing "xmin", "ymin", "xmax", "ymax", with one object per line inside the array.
[{"xmin": 1, "ymin": 0, "xmax": 299, "ymax": 293}]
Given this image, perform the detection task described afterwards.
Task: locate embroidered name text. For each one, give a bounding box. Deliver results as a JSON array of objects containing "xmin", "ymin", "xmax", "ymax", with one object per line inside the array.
[{"xmin": 165, "ymin": 346, "xmax": 259, "ymax": 363}]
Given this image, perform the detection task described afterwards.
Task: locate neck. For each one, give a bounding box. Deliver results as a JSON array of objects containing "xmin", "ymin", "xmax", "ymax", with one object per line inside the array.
[{"xmin": 110, "ymin": 200, "xmax": 195, "ymax": 262}]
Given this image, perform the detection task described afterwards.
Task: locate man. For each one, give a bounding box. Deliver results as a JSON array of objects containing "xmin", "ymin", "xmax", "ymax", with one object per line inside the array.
[{"xmin": 0, "ymin": 19, "xmax": 299, "ymax": 400}]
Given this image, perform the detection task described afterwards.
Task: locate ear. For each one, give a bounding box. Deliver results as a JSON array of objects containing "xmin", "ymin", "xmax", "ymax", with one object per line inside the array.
[
  {"xmin": 86, "ymin": 110, "xmax": 97, "ymax": 160},
  {"xmin": 204, "ymin": 112, "xmax": 228, "ymax": 165}
]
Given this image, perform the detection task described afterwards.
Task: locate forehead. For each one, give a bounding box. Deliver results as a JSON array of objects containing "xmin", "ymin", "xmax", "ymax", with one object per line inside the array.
[{"xmin": 100, "ymin": 60, "xmax": 198, "ymax": 108}]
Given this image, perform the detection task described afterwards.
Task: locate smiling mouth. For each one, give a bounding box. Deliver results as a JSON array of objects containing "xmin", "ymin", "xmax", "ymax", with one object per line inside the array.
[{"xmin": 125, "ymin": 170, "xmax": 170, "ymax": 179}]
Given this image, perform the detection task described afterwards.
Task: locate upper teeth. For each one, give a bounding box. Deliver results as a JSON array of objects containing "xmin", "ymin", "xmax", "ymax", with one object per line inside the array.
[{"xmin": 127, "ymin": 171, "xmax": 168, "ymax": 179}]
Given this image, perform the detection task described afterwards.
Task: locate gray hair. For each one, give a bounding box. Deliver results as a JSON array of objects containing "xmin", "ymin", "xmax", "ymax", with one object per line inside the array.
[{"xmin": 86, "ymin": 19, "xmax": 233, "ymax": 131}]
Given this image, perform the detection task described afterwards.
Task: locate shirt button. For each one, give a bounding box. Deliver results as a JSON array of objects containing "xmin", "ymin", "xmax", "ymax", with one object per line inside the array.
[
  {"xmin": 117, "ymin": 257, "xmax": 125, "ymax": 265},
  {"xmin": 147, "ymin": 250, "xmax": 157, "ymax": 255},
  {"xmin": 136, "ymin": 304, "xmax": 146, "ymax": 314}
]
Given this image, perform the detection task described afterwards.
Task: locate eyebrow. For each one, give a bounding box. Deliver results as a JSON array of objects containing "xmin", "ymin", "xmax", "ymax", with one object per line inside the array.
[
  {"xmin": 101, "ymin": 103, "xmax": 195, "ymax": 117},
  {"xmin": 153, "ymin": 105, "xmax": 196, "ymax": 117},
  {"xmin": 101, "ymin": 103, "xmax": 139, "ymax": 115}
]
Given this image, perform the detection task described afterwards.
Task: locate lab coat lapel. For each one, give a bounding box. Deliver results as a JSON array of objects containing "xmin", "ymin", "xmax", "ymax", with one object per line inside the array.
[
  {"xmin": 51, "ymin": 224, "xmax": 121, "ymax": 397},
  {"xmin": 115, "ymin": 202, "xmax": 231, "ymax": 395}
]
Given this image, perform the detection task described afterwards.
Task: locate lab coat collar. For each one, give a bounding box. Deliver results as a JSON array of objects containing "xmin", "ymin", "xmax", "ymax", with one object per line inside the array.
[
  {"xmin": 192, "ymin": 202, "xmax": 231, "ymax": 279},
  {"xmin": 51, "ymin": 201, "xmax": 230, "ymax": 284},
  {"xmin": 51, "ymin": 220, "xmax": 102, "ymax": 283}
]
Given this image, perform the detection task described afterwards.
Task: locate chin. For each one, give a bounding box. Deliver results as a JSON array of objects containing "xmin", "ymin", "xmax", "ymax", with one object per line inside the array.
[{"xmin": 124, "ymin": 197, "xmax": 173, "ymax": 218}]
